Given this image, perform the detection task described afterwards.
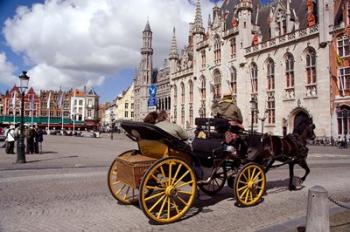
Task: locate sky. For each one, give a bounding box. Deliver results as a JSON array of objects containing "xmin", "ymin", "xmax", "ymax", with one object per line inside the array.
[{"xmin": 0, "ymin": 0, "xmax": 271, "ymax": 103}]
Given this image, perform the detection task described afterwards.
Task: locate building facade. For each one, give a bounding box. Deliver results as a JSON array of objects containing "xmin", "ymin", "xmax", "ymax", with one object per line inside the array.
[
  {"xmin": 156, "ymin": 59, "xmax": 171, "ymax": 115},
  {"xmin": 116, "ymin": 83, "xmax": 134, "ymax": 121},
  {"xmin": 164, "ymin": 0, "xmax": 334, "ymax": 136},
  {"xmin": 330, "ymin": 0, "xmax": 350, "ymax": 140}
]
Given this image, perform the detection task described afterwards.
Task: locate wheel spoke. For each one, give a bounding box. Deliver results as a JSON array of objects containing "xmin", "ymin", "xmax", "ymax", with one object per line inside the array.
[
  {"xmin": 145, "ymin": 191, "xmax": 165, "ymax": 202},
  {"xmin": 249, "ymin": 191, "xmax": 253, "ymax": 202},
  {"xmin": 250, "ymin": 168, "xmax": 256, "ymax": 182},
  {"xmin": 111, "ymin": 180, "xmax": 120, "ymax": 185},
  {"xmin": 146, "ymin": 185, "xmax": 164, "ymax": 190},
  {"xmin": 242, "ymin": 172, "xmax": 248, "ymax": 181},
  {"xmin": 171, "ymin": 164, "xmax": 182, "ymax": 185},
  {"xmin": 254, "ymin": 178, "xmax": 264, "ymax": 184},
  {"xmin": 244, "ymin": 189, "xmax": 250, "ymax": 203},
  {"xmin": 124, "ymin": 186, "xmax": 130, "ymax": 200},
  {"xmin": 239, "ymin": 187, "xmax": 249, "ymax": 199},
  {"xmin": 238, "ymin": 185, "xmax": 248, "ymax": 192},
  {"xmin": 151, "ymin": 174, "xmax": 162, "ymax": 184},
  {"xmin": 157, "ymin": 196, "xmax": 168, "ymax": 219},
  {"xmin": 160, "ymin": 166, "xmax": 166, "ymax": 178},
  {"xmin": 177, "ymin": 190, "xmax": 192, "ymax": 195},
  {"xmin": 175, "ymin": 180, "xmax": 193, "ymax": 189},
  {"xmin": 239, "ymin": 179, "xmax": 248, "ymax": 185},
  {"xmin": 174, "ymin": 170, "xmax": 190, "ymax": 187},
  {"xmin": 171, "ymin": 197, "xmax": 180, "ymax": 214},
  {"xmin": 149, "ymin": 195, "xmax": 166, "ymax": 213},
  {"xmin": 253, "ymin": 171, "xmax": 262, "ymax": 182},
  {"xmin": 176, "ymin": 194, "xmax": 189, "ymax": 207},
  {"xmin": 167, "ymin": 197, "xmax": 171, "ymax": 219},
  {"xmin": 115, "ymin": 184, "xmax": 126, "ymax": 195},
  {"xmin": 247, "ymin": 167, "xmax": 251, "ymax": 180},
  {"xmin": 168, "ymin": 162, "xmax": 172, "ymax": 185}
]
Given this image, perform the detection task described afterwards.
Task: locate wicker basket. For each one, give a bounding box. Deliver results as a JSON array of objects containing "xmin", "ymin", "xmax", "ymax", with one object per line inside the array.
[{"xmin": 116, "ymin": 153, "xmax": 156, "ymax": 189}]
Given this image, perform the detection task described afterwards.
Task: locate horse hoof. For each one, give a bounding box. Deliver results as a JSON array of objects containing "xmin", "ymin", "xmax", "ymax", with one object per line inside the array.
[{"xmin": 289, "ymin": 186, "xmax": 297, "ymax": 191}]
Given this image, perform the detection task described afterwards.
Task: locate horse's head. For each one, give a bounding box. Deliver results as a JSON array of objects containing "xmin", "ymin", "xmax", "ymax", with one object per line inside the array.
[{"xmin": 298, "ymin": 118, "xmax": 316, "ymax": 142}]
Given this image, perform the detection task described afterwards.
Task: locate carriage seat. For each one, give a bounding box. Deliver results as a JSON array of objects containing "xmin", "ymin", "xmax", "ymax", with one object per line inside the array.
[{"xmin": 120, "ymin": 121, "xmax": 192, "ymax": 158}]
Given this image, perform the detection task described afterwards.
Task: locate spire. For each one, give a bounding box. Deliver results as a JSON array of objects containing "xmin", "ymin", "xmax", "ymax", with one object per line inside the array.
[
  {"xmin": 169, "ymin": 27, "xmax": 178, "ymax": 60},
  {"xmin": 144, "ymin": 20, "xmax": 151, "ymax": 32},
  {"xmin": 208, "ymin": 14, "xmax": 211, "ymax": 28},
  {"xmin": 193, "ymin": 0, "xmax": 204, "ymax": 34}
]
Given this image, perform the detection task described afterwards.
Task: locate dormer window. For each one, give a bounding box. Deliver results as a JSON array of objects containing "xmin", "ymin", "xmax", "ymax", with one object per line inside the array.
[{"xmin": 276, "ymin": 9, "xmax": 287, "ymax": 36}]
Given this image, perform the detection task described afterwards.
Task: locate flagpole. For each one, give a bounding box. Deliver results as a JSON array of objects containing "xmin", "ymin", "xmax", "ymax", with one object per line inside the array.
[{"xmin": 61, "ymin": 107, "xmax": 64, "ymax": 135}]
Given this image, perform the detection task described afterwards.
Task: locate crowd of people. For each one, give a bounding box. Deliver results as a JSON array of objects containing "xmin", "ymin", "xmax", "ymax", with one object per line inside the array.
[{"xmin": 1, "ymin": 124, "xmax": 44, "ymax": 154}]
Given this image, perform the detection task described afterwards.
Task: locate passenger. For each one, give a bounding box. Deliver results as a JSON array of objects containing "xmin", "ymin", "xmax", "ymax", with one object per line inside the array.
[
  {"xmin": 143, "ymin": 111, "xmax": 158, "ymax": 124},
  {"xmin": 156, "ymin": 110, "xmax": 189, "ymax": 141}
]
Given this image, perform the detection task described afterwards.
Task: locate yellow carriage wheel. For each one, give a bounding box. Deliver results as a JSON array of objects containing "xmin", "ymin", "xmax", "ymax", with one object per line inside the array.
[
  {"xmin": 234, "ymin": 163, "xmax": 266, "ymax": 207},
  {"xmin": 107, "ymin": 150, "xmax": 140, "ymax": 204},
  {"xmin": 139, "ymin": 157, "xmax": 197, "ymax": 224}
]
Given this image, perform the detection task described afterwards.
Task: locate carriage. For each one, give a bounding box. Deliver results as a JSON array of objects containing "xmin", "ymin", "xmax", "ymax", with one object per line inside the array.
[{"xmin": 107, "ymin": 118, "xmax": 272, "ymax": 224}]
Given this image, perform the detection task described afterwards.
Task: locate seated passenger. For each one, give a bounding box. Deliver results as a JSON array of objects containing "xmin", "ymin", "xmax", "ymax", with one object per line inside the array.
[
  {"xmin": 156, "ymin": 110, "xmax": 189, "ymax": 141},
  {"xmin": 143, "ymin": 111, "xmax": 158, "ymax": 124}
]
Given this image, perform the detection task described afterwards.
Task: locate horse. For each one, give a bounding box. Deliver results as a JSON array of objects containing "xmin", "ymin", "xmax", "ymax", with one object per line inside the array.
[{"xmin": 254, "ymin": 118, "xmax": 316, "ymax": 191}]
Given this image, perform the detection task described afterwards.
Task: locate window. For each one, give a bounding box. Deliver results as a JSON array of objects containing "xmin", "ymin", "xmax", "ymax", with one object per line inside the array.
[
  {"xmin": 87, "ymin": 110, "xmax": 92, "ymax": 117},
  {"xmin": 79, "ymin": 100, "xmax": 83, "ymax": 105},
  {"xmin": 230, "ymin": 67, "xmax": 237, "ymax": 95},
  {"xmin": 230, "ymin": 38, "xmax": 236, "ymax": 58},
  {"xmin": 181, "ymin": 82, "xmax": 185, "ymax": 104},
  {"xmin": 131, "ymin": 111, "xmax": 134, "ymax": 118},
  {"xmin": 88, "ymin": 99, "xmax": 92, "ymax": 107},
  {"xmin": 189, "ymin": 104, "xmax": 193, "ymax": 126},
  {"xmin": 181, "ymin": 106, "xmax": 185, "ymax": 125},
  {"xmin": 267, "ymin": 59, "xmax": 275, "ymax": 91},
  {"xmin": 337, "ymin": 36, "xmax": 350, "ymax": 57},
  {"xmin": 267, "ymin": 95, "xmax": 275, "ymax": 124},
  {"xmin": 337, "ymin": 106, "xmax": 350, "ymax": 135},
  {"xmin": 276, "ymin": 9, "xmax": 287, "ymax": 36},
  {"xmin": 338, "ymin": 67, "xmax": 350, "ymax": 94},
  {"xmin": 214, "ymin": 35, "xmax": 221, "ymax": 64},
  {"xmin": 251, "ymin": 63, "xmax": 258, "ymax": 94},
  {"xmin": 285, "ymin": 54, "xmax": 295, "ymax": 88},
  {"xmin": 131, "ymin": 103, "xmax": 134, "ymax": 109},
  {"xmin": 173, "ymin": 85, "xmax": 177, "ymax": 105},
  {"xmin": 201, "ymin": 50, "xmax": 206, "ymax": 68},
  {"xmin": 213, "ymin": 69, "xmax": 221, "ymax": 100},
  {"xmin": 305, "ymin": 48, "xmax": 317, "ymax": 96},
  {"xmin": 125, "ymin": 103, "xmax": 129, "ymax": 109},
  {"xmin": 125, "ymin": 111, "xmax": 128, "ymax": 118},
  {"xmin": 189, "ymin": 80, "xmax": 193, "ymax": 103}
]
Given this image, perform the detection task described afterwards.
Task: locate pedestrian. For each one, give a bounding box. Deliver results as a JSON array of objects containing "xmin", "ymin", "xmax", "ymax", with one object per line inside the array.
[
  {"xmin": 26, "ymin": 126, "xmax": 35, "ymax": 154},
  {"xmin": 1, "ymin": 126, "xmax": 9, "ymax": 149},
  {"xmin": 5, "ymin": 124, "xmax": 16, "ymax": 154},
  {"xmin": 35, "ymin": 125, "xmax": 44, "ymax": 153}
]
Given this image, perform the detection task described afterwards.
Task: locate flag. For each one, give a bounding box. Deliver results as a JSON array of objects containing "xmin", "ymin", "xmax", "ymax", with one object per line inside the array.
[
  {"xmin": 57, "ymin": 92, "xmax": 64, "ymax": 109},
  {"xmin": 47, "ymin": 92, "xmax": 51, "ymax": 109},
  {"xmin": 11, "ymin": 92, "xmax": 16, "ymax": 108}
]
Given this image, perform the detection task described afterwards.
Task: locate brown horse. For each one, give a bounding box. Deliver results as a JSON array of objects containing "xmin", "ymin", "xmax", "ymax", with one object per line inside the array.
[{"xmin": 254, "ymin": 118, "xmax": 316, "ymax": 190}]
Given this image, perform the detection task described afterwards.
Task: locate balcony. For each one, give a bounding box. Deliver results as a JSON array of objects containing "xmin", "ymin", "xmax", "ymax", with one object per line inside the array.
[{"xmin": 245, "ymin": 25, "xmax": 319, "ymax": 55}]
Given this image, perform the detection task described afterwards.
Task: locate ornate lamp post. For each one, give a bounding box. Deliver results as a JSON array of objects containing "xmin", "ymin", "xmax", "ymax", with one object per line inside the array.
[
  {"xmin": 249, "ymin": 96, "xmax": 257, "ymax": 133},
  {"xmin": 17, "ymin": 71, "xmax": 30, "ymax": 163},
  {"xmin": 110, "ymin": 110, "xmax": 115, "ymax": 140}
]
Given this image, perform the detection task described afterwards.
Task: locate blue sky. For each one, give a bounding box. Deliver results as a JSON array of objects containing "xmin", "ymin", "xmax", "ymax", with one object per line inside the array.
[{"xmin": 0, "ymin": 0, "xmax": 270, "ymax": 103}]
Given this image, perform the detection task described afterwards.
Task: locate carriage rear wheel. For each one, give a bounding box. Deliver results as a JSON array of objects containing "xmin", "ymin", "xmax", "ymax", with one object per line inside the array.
[
  {"xmin": 139, "ymin": 157, "xmax": 197, "ymax": 224},
  {"xmin": 199, "ymin": 166, "xmax": 227, "ymax": 196},
  {"xmin": 107, "ymin": 150, "xmax": 140, "ymax": 204},
  {"xmin": 234, "ymin": 163, "xmax": 266, "ymax": 207}
]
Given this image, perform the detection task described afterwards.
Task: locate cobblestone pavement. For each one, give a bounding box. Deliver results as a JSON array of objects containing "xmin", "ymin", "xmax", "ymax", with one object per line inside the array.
[{"xmin": 0, "ymin": 135, "xmax": 349, "ymax": 232}]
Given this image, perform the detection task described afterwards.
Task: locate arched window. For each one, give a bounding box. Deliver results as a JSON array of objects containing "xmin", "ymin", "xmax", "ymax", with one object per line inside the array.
[
  {"xmin": 305, "ymin": 48, "xmax": 317, "ymax": 96},
  {"xmin": 285, "ymin": 53, "xmax": 294, "ymax": 88},
  {"xmin": 251, "ymin": 63, "xmax": 258, "ymax": 94},
  {"xmin": 201, "ymin": 50, "xmax": 206, "ymax": 68},
  {"xmin": 267, "ymin": 96, "xmax": 275, "ymax": 124},
  {"xmin": 189, "ymin": 80, "xmax": 193, "ymax": 103},
  {"xmin": 173, "ymin": 84, "xmax": 177, "ymax": 104},
  {"xmin": 276, "ymin": 9, "xmax": 287, "ymax": 36},
  {"xmin": 213, "ymin": 69, "xmax": 222, "ymax": 100},
  {"xmin": 230, "ymin": 67, "xmax": 237, "ymax": 95},
  {"xmin": 200, "ymin": 76, "xmax": 206, "ymax": 118},
  {"xmin": 180, "ymin": 82, "xmax": 185, "ymax": 104},
  {"xmin": 337, "ymin": 105, "xmax": 350, "ymax": 136},
  {"xmin": 267, "ymin": 59, "xmax": 275, "ymax": 91},
  {"xmin": 214, "ymin": 35, "xmax": 221, "ymax": 64},
  {"xmin": 230, "ymin": 37, "xmax": 236, "ymax": 58}
]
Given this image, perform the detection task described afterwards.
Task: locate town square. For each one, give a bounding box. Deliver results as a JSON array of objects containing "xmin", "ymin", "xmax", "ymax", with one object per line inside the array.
[{"xmin": 0, "ymin": 0, "xmax": 350, "ymax": 231}]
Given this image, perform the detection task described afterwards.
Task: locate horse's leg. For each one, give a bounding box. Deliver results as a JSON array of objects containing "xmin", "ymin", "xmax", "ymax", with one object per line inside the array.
[
  {"xmin": 299, "ymin": 159, "xmax": 310, "ymax": 182},
  {"xmin": 288, "ymin": 162, "xmax": 297, "ymax": 191}
]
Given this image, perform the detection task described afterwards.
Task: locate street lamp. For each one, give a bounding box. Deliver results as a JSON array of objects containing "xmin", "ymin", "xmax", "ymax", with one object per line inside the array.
[
  {"xmin": 17, "ymin": 71, "xmax": 30, "ymax": 163},
  {"xmin": 110, "ymin": 111, "xmax": 115, "ymax": 140},
  {"xmin": 249, "ymin": 96, "xmax": 257, "ymax": 133}
]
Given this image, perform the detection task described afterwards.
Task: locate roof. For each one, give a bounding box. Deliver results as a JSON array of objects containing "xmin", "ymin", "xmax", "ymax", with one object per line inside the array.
[
  {"xmin": 87, "ymin": 88, "xmax": 98, "ymax": 96},
  {"xmin": 221, "ymin": 0, "xmax": 308, "ymax": 42},
  {"xmin": 73, "ymin": 89, "xmax": 86, "ymax": 97}
]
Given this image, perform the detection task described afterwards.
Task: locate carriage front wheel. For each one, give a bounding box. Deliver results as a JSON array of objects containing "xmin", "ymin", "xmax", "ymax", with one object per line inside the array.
[
  {"xmin": 139, "ymin": 157, "xmax": 197, "ymax": 224},
  {"xmin": 107, "ymin": 150, "xmax": 140, "ymax": 204},
  {"xmin": 234, "ymin": 163, "xmax": 266, "ymax": 207}
]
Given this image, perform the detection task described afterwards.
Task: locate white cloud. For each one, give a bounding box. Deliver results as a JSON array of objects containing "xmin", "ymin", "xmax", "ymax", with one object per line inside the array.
[
  {"xmin": 0, "ymin": 52, "xmax": 17, "ymax": 86},
  {"xmin": 2, "ymin": 0, "xmax": 220, "ymax": 91}
]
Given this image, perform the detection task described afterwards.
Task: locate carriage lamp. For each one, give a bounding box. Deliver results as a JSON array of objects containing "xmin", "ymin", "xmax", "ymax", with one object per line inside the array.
[{"xmin": 17, "ymin": 71, "xmax": 30, "ymax": 163}]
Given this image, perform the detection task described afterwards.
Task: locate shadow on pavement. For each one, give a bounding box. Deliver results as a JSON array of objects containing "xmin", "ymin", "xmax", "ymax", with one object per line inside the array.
[{"xmin": 26, "ymin": 155, "xmax": 79, "ymax": 163}]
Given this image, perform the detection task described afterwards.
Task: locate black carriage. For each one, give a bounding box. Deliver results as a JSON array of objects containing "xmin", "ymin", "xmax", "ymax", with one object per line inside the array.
[{"xmin": 107, "ymin": 118, "xmax": 267, "ymax": 224}]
